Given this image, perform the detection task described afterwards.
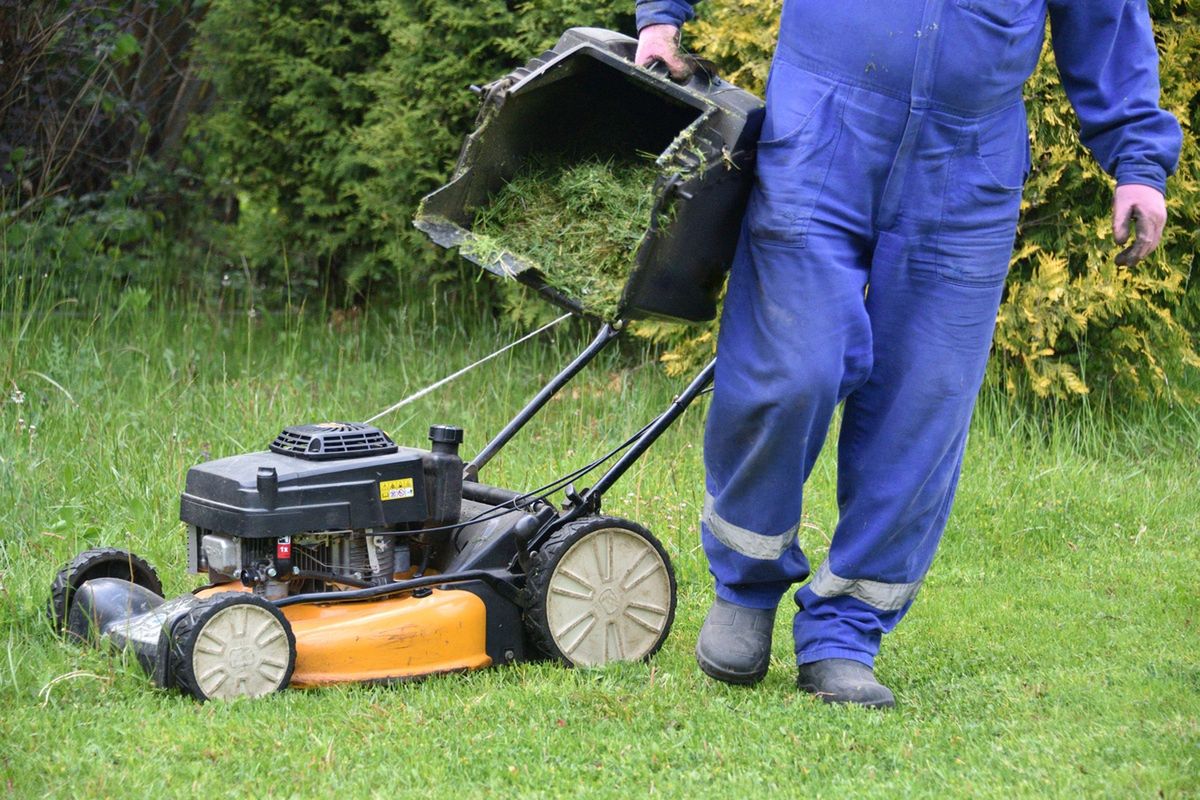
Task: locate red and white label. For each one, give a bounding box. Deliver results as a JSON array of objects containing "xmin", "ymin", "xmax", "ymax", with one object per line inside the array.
[{"xmin": 276, "ymin": 536, "xmax": 292, "ymax": 559}]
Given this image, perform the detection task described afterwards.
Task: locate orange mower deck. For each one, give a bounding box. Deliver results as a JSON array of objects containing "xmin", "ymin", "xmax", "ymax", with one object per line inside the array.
[{"xmin": 196, "ymin": 583, "xmax": 491, "ymax": 685}]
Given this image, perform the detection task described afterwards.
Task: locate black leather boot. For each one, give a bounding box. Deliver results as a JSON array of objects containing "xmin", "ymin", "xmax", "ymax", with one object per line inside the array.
[
  {"xmin": 694, "ymin": 596, "xmax": 776, "ymax": 685},
  {"xmin": 796, "ymin": 658, "xmax": 895, "ymax": 708}
]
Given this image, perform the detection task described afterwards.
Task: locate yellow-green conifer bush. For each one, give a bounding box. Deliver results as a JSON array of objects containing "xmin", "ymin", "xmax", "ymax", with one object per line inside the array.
[{"xmin": 653, "ymin": 0, "xmax": 1199, "ymax": 402}]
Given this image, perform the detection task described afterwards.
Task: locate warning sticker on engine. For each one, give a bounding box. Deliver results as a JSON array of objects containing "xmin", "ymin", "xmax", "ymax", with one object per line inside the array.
[{"xmin": 379, "ymin": 478, "xmax": 414, "ymax": 501}]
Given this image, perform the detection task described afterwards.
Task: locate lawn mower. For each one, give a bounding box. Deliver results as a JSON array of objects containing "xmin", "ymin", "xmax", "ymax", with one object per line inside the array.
[{"xmin": 49, "ymin": 28, "xmax": 763, "ymax": 701}]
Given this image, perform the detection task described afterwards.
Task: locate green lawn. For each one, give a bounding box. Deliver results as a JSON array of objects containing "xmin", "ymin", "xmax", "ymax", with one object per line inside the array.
[{"xmin": 0, "ymin": 292, "xmax": 1197, "ymax": 797}]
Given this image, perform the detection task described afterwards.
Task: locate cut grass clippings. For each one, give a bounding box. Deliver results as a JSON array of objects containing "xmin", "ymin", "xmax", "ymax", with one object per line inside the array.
[{"xmin": 469, "ymin": 156, "xmax": 659, "ymax": 320}]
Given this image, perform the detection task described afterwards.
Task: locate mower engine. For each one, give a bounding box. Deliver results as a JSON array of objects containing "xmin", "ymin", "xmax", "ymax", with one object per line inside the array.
[{"xmin": 182, "ymin": 422, "xmax": 465, "ymax": 599}]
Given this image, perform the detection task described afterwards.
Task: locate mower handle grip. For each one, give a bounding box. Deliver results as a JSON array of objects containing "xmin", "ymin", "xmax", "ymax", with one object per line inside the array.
[{"xmin": 643, "ymin": 55, "xmax": 716, "ymax": 92}]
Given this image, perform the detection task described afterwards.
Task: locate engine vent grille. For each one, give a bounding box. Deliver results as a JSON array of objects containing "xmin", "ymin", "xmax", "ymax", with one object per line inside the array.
[{"xmin": 269, "ymin": 422, "xmax": 398, "ymax": 460}]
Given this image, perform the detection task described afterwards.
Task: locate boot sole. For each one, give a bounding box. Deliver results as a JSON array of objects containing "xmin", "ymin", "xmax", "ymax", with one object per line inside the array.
[
  {"xmin": 796, "ymin": 681, "xmax": 896, "ymax": 709},
  {"xmin": 695, "ymin": 644, "xmax": 768, "ymax": 686}
]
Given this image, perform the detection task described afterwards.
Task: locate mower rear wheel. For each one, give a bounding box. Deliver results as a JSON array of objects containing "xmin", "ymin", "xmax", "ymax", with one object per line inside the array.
[
  {"xmin": 526, "ymin": 516, "xmax": 676, "ymax": 667},
  {"xmin": 168, "ymin": 594, "xmax": 295, "ymax": 701},
  {"xmin": 49, "ymin": 547, "xmax": 163, "ymax": 635}
]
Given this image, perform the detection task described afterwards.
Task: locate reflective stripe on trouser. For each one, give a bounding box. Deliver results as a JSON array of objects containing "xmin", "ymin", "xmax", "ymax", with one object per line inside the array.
[{"xmin": 702, "ymin": 52, "xmax": 1022, "ymax": 665}]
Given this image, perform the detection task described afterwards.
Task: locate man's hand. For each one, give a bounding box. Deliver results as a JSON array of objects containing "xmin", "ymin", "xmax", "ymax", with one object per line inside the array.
[
  {"xmin": 635, "ymin": 24, "xmax": 693, "ymax": 80},
  {"xmin": 1113, "ymin": 184, "xmax": 1168, "ymax": 267}
]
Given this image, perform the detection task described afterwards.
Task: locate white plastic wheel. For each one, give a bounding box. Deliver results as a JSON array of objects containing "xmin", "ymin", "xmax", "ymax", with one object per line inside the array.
[
  {"xmin": 190, "ymin": 602, "xmax": 292, "ymax": 700},
  {"xmin": 544, "ymin": 526, "xmax": 674, "ymax": 666}
]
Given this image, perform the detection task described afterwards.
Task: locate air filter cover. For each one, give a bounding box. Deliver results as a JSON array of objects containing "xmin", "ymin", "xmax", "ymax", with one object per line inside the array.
[{"xmin": 269, "ymin": 422, "xmax": 398, "ymax": 461}]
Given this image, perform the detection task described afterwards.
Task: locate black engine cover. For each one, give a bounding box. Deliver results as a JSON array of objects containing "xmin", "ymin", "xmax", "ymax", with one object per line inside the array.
[{"xmin": 179, "ymin": 448, "xmax": 430, "ymax": 538}]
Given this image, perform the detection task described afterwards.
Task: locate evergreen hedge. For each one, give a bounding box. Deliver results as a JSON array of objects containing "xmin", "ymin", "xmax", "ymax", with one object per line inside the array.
[
  {"xmin": 200, "ymin": 0, "xmax": 632, "ymax": 296},
  {"xmin": 199, "ymin": 0, "xmax": 1198, "ymax": 402}
]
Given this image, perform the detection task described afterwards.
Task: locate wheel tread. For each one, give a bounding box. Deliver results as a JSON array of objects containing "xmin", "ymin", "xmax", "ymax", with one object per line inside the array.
[
  {"xmin": 48, "ymin": 547, "xmax": 163, "ymax": 634},
  {"xmin": 165, "ymin": 593, "xmax": 296, "ymax": 702}
]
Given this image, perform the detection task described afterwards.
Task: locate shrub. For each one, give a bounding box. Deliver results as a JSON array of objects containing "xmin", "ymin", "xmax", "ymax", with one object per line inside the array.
[
  {"xmin": 198, "ymin": 0, "xmax": 388, "ymax": 296},
  {"xmin": 1, "ymin": 0, "xmax": 210, "ymax": 207},
  {"xmin": 199, "ymin": 0, "xmax": 633, "ymax": 298},
  {"xmin": 1, "ymin": 1, "xmax": 216, "ymax": 301},
  {"xmin": 2, "ymin": 166, "xmax": 206, "ymax": 301}
]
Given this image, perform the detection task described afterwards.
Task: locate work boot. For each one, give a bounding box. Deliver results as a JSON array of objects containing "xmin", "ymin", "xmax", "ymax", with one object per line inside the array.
[
  {"xmin": 695, "ymin": 596, "xmax": 775, "ymax": 685},
  {"xmin": 796, "ymin": 658, "xmax": 895, "ymax": 709}
]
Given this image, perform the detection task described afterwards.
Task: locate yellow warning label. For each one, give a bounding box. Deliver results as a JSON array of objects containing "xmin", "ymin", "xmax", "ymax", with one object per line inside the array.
[{"xmin": 379, "ymin": 478, "xmax": 414, "ymax": 501}]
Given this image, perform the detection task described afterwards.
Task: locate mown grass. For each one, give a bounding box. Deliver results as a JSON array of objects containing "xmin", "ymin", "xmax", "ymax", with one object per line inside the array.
[
  {"xmin": 469, "ymin": 156, "xmax": 659, "ymax": 320},
  {"xmin": 0, "ymin": 262, "xmax": 1197, "ymax": 798}
]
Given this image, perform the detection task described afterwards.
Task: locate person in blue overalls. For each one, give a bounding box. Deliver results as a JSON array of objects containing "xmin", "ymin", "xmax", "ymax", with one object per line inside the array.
[{"xmin": 634, "ymin": 0, "xmax": 1181, "ymax": 707}]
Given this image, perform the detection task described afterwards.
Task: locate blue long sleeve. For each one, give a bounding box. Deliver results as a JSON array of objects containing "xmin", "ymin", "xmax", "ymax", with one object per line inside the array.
[
  {"xmin": 635, "ymin": 0, "xmax": 696, "ymax": 31},
  {"xmin": 1048, "ymin": 0, "xmax": 1182, "ymax": 194}
]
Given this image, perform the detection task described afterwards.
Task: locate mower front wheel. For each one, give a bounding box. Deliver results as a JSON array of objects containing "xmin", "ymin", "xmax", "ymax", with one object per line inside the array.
[
  {"xmin": 49, "ymin": 547, "xmax": 163, "ymax": 635},
  {"xmin": 525, "ymin": 516, "xmax": 676, "ymax": 667},
  {"xmin": 166, "ymin": 593, "xmax": 296, "ymax": 702}
]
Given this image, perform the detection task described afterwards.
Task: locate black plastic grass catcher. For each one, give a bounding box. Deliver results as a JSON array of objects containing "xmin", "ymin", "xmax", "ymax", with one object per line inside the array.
[{"xmin": 415, "ymin": 27, "xmax": 764, "ymax": 323}]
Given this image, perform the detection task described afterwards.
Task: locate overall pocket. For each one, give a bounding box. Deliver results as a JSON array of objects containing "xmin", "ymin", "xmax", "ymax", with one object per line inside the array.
[
  {"xmin": 954, "ymin": 0, "xmax": 1044, "ymax": 27},
  {"xmin": 933, "ymin": 105, "xmax": 1030, "ymax": 287},
  {"xmin": 940, "ymin": 1, "xmax": 1045, "ymax": 110},
  {"xmin": 748, "ymin": 66, "xmax": 845, "ymax": 248}
]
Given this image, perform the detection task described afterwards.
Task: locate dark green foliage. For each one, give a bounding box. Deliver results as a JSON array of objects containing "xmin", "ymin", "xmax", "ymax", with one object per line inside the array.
[
  {"xmin": 199, "ymin": 0, "xmax": 635, "ymax": 299},
  {"xmin": 199, "ymin": 0, "xmax": 389, "ymax": 297},
  {"xmin": 3, "ymin": 161, "xmax": 219, "ymax": 305},
  {"xmin": 1, "ymin": 0, "xmax": 209, "ymax": 206},
  {"xmin": 1, "ymin": 1, "xmax": 216, "ymax": 302}
]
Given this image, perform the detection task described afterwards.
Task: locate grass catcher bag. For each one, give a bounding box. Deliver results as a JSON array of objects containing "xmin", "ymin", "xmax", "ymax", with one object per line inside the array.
[{"xmin": 415, "ymin": 27, "xmax": 764, "ymax": 323}]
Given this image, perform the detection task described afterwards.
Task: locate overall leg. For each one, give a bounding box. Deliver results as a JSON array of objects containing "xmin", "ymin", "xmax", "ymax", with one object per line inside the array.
[
  {"xmin": 698, "ymin": 207, "xmax": 873, "ymax": 683},
  {"xmin": 792, "ymin": 237, "xmax": 1006, "ymax": 667},
  {"xmin": 702, "ymin": 73, "xmax": 878, "ymax": 612},
  {"xmin": 793, "ymin": 106, "xmax": 1027, "ymax": 670},
  {"xmin": 696, "ymin": 71, "xmax": 909, "ymax": 684},
  {"xmin": 704, "ymin": 223, "xmax": 874, "ymax": 606}
]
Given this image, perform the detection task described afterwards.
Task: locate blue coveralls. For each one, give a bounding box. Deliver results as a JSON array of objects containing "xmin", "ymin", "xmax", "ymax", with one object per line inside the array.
[{"xmin": 636, "ymin": 0, "xmax": 1181, "ymax": 666}]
